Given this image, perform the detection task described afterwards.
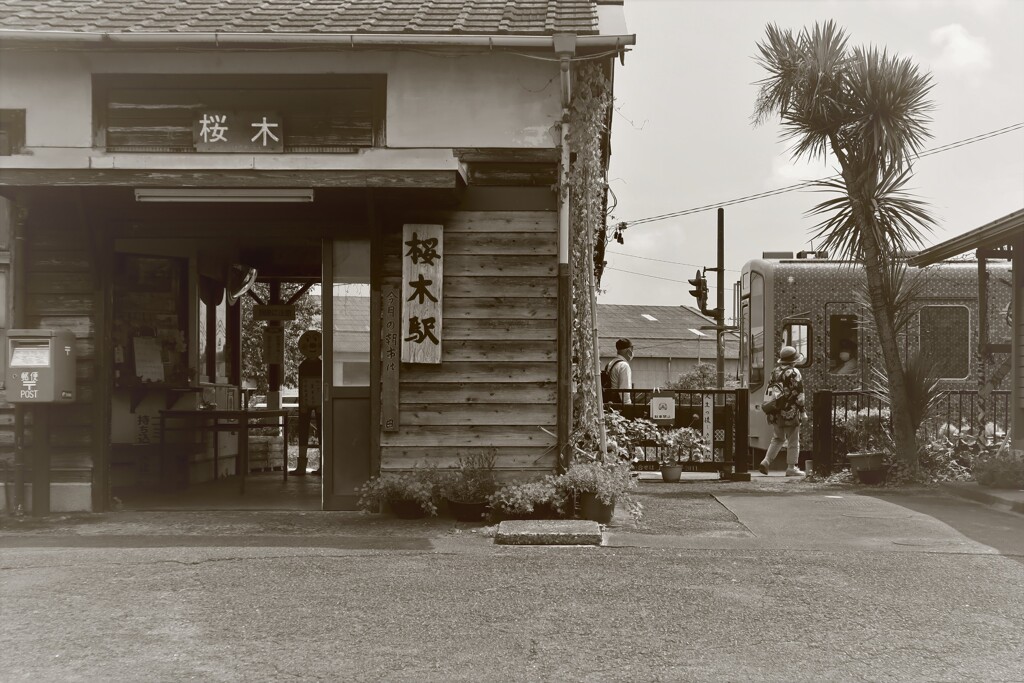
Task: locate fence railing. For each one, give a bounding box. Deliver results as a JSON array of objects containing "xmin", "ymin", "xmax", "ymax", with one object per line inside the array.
[
  {"xmin": 605, "ymin": 388, "xmax": 749, "ymax": 476},
  {"xmin": 812, "ymin": 389, "xmax": 1011, "ymax": 475}
]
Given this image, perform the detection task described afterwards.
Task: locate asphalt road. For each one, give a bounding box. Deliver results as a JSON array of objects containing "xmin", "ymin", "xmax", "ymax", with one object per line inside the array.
[{"xmin": 2, "ymin": 483, "xmax": 1022, "ymax": 682}]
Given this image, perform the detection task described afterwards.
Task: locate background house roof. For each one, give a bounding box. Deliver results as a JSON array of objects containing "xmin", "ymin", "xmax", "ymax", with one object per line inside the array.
[
  {"xmin": 597, "ymin": 304, "xmax": 739, "ymax": 360},
  {"xmin": 0, "ymin": 0, "xmax": 600, "ymax": 36}
]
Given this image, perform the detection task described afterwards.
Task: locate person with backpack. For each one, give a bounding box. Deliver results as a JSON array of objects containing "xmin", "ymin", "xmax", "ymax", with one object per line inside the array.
[
  {"xmin": 603, "ymin": 338, "xmax": 634, "ymax": 405},
  {"xmin": 758, "ymin": 345, "xmax": 806, "ymax": 476}
]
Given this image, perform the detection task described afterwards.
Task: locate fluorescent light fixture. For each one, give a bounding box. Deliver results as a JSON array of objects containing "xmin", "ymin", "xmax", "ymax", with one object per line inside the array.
[
  {"xmin": 688, "ymin": 328, "xmax": 707, "ymax": 337},
  {"xmin": 641, "ymin": 313, "xmax": 658, "ymax": 321},
  {"xmin": 134, "ymin": 188, "xmax": 314, "ymax": 203}
]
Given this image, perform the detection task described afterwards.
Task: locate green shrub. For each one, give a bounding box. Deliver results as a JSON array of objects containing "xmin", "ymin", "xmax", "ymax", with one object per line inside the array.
[
  {"xmin": 973, "ymin": 448, "xmax": 1024, "ymax": 489},
  {"xmin": 487, "ymin": 476, "xmax": 568, "ymax": 520},
  {"xmin": 440, "ymin": 452, "xmax": 498, "ymax": 503},
  {"xmin": 356, "ymin": 468, "xmax": 441, "ymax": 516},
  {"xmin": 604, "ymin": 409, "xmax": 660, "ymax": 460}
]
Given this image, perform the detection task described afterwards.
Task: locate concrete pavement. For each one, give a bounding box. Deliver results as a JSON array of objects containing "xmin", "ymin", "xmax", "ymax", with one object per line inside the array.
[{"xmin": 1, "ymin": 478, "xmax": 1023, "ymax": 682}]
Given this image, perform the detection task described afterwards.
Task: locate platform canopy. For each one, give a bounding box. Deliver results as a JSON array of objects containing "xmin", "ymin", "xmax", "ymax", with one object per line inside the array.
[{"xmin": 909, "ymin": 208, "xmax": 1024, "ymax": 266}]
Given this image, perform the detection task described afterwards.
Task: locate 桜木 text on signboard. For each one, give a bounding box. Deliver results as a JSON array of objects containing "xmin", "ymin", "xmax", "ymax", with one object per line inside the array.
[{"xmin": 194, "ymin": 111, "xmax": 284, "ymax": 153}]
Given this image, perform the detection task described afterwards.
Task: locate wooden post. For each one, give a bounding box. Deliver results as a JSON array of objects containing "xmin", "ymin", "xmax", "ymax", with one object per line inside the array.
[
  {"xmin": 735, "ymin": 387, "xmax": 749, "ymax": 473},
  {"xmin": 31, "ymin": 405, "xmax": 50, "ymax": 515},
  {"xmin": 812, "ymin": 390, "xmax": 834, "ymax": 476}
]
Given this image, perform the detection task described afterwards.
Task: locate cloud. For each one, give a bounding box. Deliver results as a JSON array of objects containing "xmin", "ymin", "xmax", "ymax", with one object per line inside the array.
[
  {"xmin": 768, "ymin": 156, "xmax": 833, "ymax": 187},
  {"xmin": 930, "ymin": 24, "xmax": 993, "ymax": 73}
]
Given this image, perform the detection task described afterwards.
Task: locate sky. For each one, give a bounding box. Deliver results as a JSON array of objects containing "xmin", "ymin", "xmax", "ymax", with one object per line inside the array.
[{"xmin": 602, "ymin": 0, "xmax": 1024, "ymax": 316}]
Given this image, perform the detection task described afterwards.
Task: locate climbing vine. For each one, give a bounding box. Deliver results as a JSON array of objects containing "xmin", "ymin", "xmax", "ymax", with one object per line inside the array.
[{"xmin": 565, "ymin": 61, "xmax": 612, "ymax": 454}]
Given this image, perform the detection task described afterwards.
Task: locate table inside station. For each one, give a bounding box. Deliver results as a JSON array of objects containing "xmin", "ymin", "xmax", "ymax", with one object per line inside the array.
[{"xmin": 158, "ymin": 408, "xmax": 290, "ymax": 494}]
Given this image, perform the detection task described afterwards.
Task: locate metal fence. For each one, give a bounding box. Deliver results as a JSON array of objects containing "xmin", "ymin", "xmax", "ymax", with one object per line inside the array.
[
  {"xmin": 812, "ymin": 389, "xmax": 1011, "ymax": 474},
  {"xmin": 605, "ymin": 388, "xmax": 749, "ymax": 476}
]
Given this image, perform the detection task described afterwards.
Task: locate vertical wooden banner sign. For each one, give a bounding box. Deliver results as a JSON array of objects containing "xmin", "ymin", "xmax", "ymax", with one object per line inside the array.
[
  {"xmin": 381, "ymin": 285, "xmax": 401, "ymax": 432},
  {"xmin": 401, "ymin": 223, "xmax": 443, "ymax": 364}
]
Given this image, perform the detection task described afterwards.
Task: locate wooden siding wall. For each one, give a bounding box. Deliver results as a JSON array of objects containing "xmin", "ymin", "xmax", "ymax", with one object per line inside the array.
[
  {"xmin": 21, "ymin": 201, "xmax": 98, "ymax": 487},
  {"xmin": 379, "ymin": 211, "xmax": 558, "ymax": 473}
]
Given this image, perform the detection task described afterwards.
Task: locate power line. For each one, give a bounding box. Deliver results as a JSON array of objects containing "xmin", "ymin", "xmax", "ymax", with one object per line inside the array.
[
  {"xmin": 606, "ymin": 250, "xmax": 743, "ymax": 273},
  {"xmin": 603, "ymin": 266, "xmax": 728, "ymax": 289},
  {"xmin": 621, "ymin": 122, "xmax": 1024, "ymax": 227}
]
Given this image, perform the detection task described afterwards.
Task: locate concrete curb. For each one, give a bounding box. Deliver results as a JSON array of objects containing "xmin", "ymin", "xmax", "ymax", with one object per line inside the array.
[
  {"xmin": 493, "ymin": 519, "xmax": 603, "ymax": 546},
  {"xmin": 939, "ymin": 481, "xmax": 1024, "ymax": 515}
]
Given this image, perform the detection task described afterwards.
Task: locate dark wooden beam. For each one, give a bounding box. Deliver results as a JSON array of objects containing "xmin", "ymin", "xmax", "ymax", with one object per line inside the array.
[
  {"xmin": 454, "ymin": 148, "xmax": 560, "ymax": 163},
  {"xmin": 0, "ymin": 169, "xmax": 461, "ymax": 189}
]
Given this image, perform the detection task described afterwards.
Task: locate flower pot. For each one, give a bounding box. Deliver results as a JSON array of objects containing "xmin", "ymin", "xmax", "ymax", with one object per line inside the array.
[
  {"xmin": 446, "ymin": 499, "xmax": 488, "ymax": 522},
  {"xmin": 847, "ymin": 451, "xmax": 886, "ymax": 485},
  {"xmin": 579, "ymin": 491, "xmax": 615, "ymax": 524},
  {"xmin": 390, "ymin": 498, "xmax": 429, "ymax": 519},
  {"xmin": 660, "ymin": 464, "xmax": 683, "ymax": 482},
  {"xmin": 848, "ymin": 451, "xmax": 884, "ymax": 472},
  {"xmin": 855, "ymin": 468, "xmax": 887, "ymax": 485}
]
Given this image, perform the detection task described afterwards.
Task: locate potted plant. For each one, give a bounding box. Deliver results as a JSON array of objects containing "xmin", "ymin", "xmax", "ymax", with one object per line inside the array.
[
  {"xmin": 658, "ymin": 427, "xmax": 707, "ymax": 482},
  {"xmin": 440, "ymin": 452, "xmax": 499, "ymax": 522},
  {"xmin": 556, "ymin": 459, "xmax": 642, "ymax": 525},
  {"xmin": 487, "ymin": 476, "xmax": 568, "ymax": 521},
  {"xmin": 839, "ymin": 408, "xmax": 893, "ymax": 484},
  {"xmin": 356, "ymin": 468, "xmax": 440, "ymax": 519}
]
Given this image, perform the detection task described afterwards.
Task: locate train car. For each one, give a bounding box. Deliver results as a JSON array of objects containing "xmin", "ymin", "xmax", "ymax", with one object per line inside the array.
[{"xmin": 736, "ymin": 252, "xmax": 1013, "ymax": 458}]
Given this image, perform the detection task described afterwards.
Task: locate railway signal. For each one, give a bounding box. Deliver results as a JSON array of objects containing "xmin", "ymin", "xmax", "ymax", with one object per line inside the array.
[{"xmin": 688, "ymin": 270, "xmax": 709, "ymax": 315}]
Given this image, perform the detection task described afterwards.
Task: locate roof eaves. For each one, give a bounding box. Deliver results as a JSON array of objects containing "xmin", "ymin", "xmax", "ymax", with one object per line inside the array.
[{"xmin": 909, "ymin": 208, "xmax": 1024, "ymax": 267}]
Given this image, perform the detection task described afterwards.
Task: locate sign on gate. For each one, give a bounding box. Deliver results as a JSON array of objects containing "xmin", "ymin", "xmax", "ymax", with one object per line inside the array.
[
  {"xmin": 650, "ymin": 395, "xmax": 675, "ymax": 422},
  {"xmin": 702, "ymin": 394, "xmax": 714, "ymax": 448}
]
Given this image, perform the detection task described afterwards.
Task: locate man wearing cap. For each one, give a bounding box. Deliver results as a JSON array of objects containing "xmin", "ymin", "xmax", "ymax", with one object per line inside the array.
[
  {"xmin": 759, "ymin": 345, "xmax": 806, "ymax": 476},
  {"xmin": 606, "ymin": 338, "xmax": 634, "ymax": 405}
]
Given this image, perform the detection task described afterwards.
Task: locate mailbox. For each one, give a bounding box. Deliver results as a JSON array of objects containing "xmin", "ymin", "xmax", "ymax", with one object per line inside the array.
[{"xmin": 7, "ymin": 329, "xmax": 76, "ymax": 403}]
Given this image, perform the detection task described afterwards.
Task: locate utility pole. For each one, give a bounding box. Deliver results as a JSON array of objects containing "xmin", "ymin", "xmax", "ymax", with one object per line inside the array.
[
  {"xmin": 696, "ymin": 209, "xmax": 730, "ymax": 388},
  {"xmin": 716, "ymin": 208, "xmax": 725, "ymax": 388}
]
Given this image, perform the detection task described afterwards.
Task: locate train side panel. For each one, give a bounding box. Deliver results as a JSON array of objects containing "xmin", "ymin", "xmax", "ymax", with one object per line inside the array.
[{"xmin": 740, "ymin": 258, "xmax": 1013, "ymax": 457}]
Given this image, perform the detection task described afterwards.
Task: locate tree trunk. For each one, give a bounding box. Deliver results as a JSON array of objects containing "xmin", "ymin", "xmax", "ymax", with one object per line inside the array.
[{"xmin": 853, "ymin": 205, "xmax": 920, "ymax": 470}]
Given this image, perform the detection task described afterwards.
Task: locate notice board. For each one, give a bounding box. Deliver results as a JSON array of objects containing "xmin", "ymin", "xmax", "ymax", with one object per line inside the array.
[{"xmin": 113, "ymin": 254, "xmax": 189, "ymax": 387}]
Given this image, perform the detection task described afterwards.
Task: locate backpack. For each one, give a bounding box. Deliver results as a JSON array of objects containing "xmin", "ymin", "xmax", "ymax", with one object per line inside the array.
[
  {"xmin": 761, "ymin": 372, "xmax": 785, "ymax": 416},
  {"xmin": 601, "ymin": 358, "xmax": 624, "ymax": 403}
]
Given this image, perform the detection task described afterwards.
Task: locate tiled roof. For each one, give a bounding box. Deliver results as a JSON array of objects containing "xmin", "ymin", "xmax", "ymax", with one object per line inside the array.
[
  {"xmin": 598, "ymin": 304, "xmax": 739, "ymax": 360},
  {"xmin": 0, "ymin": 0, "xmax": 599, "ymax": 36}
]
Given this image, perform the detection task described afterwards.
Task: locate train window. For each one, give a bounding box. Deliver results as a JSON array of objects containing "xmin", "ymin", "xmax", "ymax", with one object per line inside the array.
[
  {"xmin": 920, "ymin": 305, "xmax": 970, "ymax": 379},
  {"xmin": 783, "ymin": 321, "xmax": 811, "ymax": 367},
  {"xmin": 829, "ymin": 314, "xmax": 859, "ymax": 375},
  {"xmin": 750, "ymin": 272, "xmax": 764, "ymax": 385}
]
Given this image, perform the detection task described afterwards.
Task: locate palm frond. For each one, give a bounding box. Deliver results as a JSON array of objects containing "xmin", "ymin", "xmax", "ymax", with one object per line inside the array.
[
  {"xmin": 846, "ymin": 45, "xmax": 935, "ymax": 173},
  {"xmin": 869, "ymin": 351, "xmax": 943, "ymax": 432},
  {"xmin": 752, "ymin": 21, "xmax": 852, "ymax": 164},
  {"xmin": 805, "ymin": 164, "xmax": 935, "ymax": 262}
]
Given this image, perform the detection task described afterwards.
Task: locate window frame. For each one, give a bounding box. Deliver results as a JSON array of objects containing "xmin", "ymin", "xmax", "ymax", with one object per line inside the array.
[{"xmin": 918, "ymin": 304, "xmax": 971, "ymax": 380}]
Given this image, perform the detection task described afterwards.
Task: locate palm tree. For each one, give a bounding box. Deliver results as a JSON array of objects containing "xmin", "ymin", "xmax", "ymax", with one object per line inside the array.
[{"xmin": 752, "ymin": 21, "xmax": 936, "ymax": 471}]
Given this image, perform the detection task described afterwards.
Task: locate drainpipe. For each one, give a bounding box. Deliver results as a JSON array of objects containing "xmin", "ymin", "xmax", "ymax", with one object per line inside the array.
[{"xmin": 555, "ymin": 35, "xmax": 574, "ymax": 472}]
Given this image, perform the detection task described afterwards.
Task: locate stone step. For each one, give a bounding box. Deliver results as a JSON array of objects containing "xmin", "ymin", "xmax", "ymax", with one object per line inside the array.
[{"xmin": 493, "ymin": 519, "xmax": 602, "ymax": 546}]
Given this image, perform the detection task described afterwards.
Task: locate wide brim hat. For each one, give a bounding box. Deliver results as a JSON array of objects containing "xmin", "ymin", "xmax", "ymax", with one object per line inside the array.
[{"xmin": 777, "ymin": 345, "xmax": 805, "ymax": 365}]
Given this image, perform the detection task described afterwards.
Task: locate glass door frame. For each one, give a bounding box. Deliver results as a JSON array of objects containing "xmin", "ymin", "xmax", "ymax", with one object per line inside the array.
[{"xmin": 321, "ymin": 233, "xmax": 380, "ymax": 510}]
